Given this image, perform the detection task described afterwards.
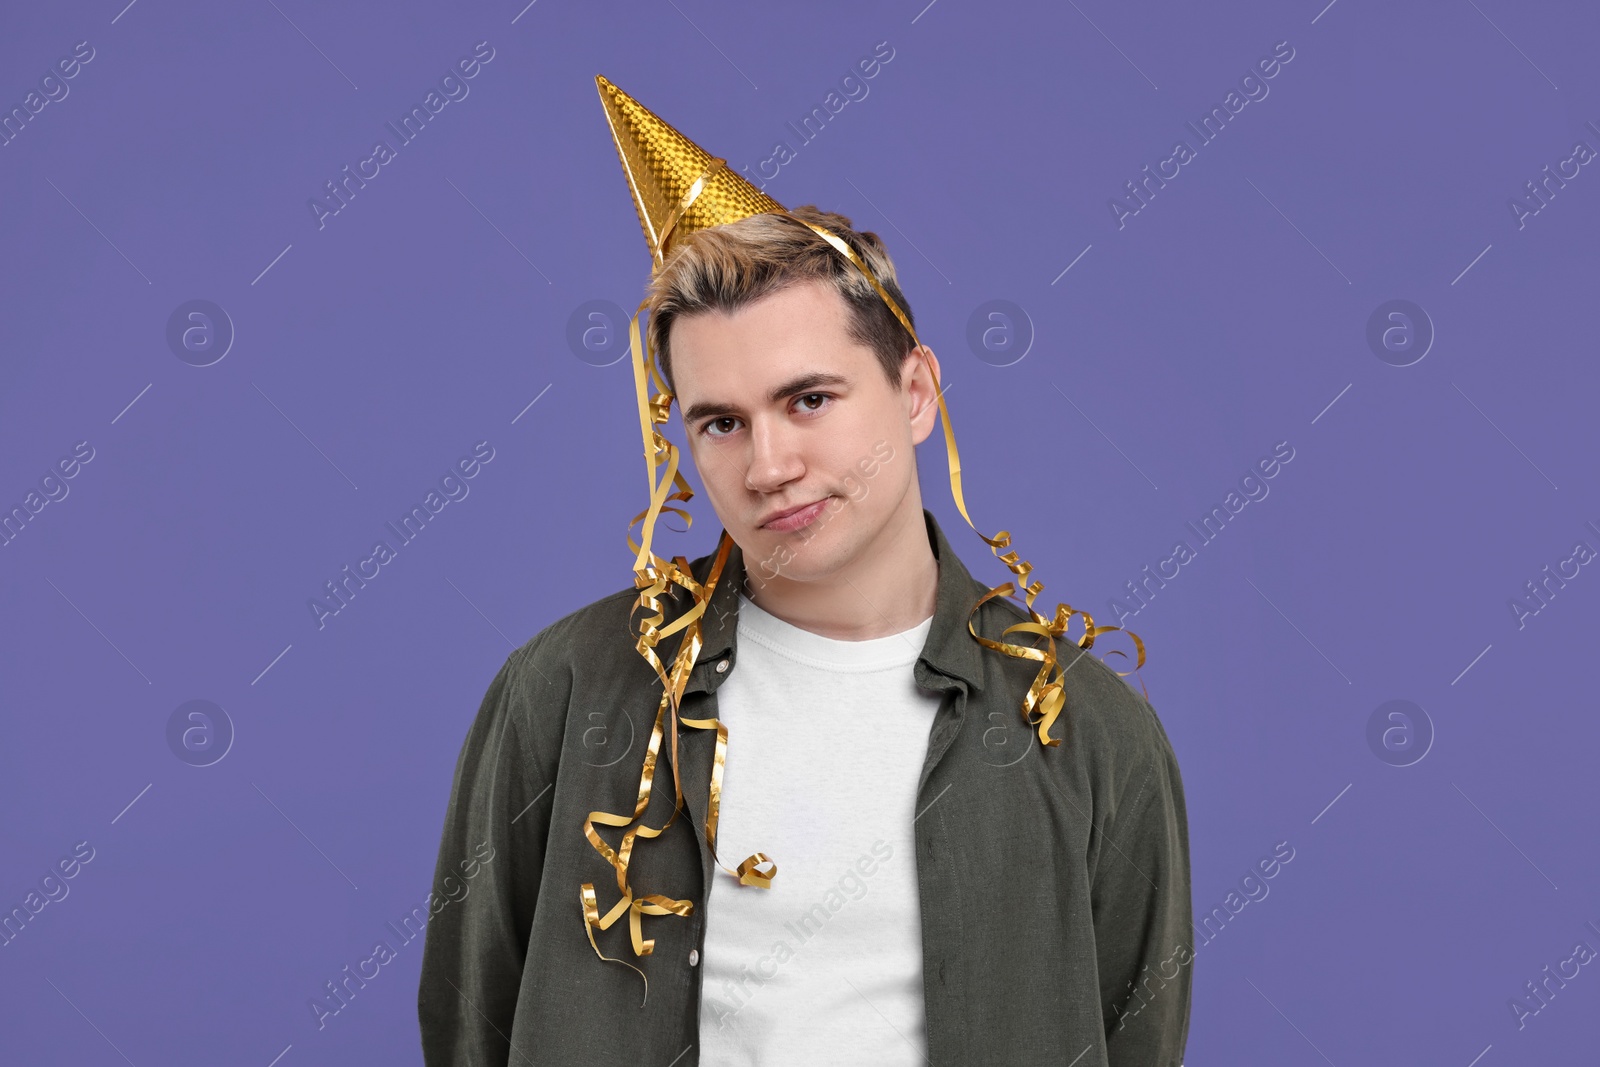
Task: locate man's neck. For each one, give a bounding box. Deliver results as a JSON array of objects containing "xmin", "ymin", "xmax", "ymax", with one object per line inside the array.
[{"xmin": 741, "ymin": 491, "xmax": 938, "ymax": 641}]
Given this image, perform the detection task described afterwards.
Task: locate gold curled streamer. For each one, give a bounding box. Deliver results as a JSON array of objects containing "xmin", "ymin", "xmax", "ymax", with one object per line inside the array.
[
  {"xmin": 580, "ymin": 162, "xmax": 785, "ymax": 999},
  {"xmin": 581, "ymin": 185, "xmax": 1150, "ymax": 1000}
]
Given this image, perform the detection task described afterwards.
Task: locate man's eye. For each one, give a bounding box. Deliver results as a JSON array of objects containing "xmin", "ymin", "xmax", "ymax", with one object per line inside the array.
[
  {"xmin": 797, "ymin": 393, "xmax": 829, "ymax": 412},
  {"xmin": 705, "ymin": 417, "xmax": 739, "ymax": 437}
]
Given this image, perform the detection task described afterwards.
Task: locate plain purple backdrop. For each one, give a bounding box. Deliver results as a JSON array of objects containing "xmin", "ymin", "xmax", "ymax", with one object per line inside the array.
[{"xmin": 3, "ymin": 0, "xmax": 1597, "ymax": 1063}]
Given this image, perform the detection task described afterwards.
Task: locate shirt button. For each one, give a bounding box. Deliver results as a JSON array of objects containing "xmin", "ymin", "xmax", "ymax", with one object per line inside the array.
[
  {"xmin": 714, "ymin": 659, "xmax": 728, "ymax": 673},
  {"xmin": 689, "ymin": 949, "xmax": 700, "ymax": 966}
]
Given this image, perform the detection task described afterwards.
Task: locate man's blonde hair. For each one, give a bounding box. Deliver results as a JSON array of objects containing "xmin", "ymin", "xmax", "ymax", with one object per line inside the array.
[{"xmin": 644, "ymin": 205, "xmax": 918, "ymax": 396}]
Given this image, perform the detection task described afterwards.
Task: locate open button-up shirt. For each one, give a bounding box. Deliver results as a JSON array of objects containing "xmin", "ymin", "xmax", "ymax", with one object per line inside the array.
[{"xmin": 418, "ymin": 508, "xmax": 1193, "ymax": 1065}]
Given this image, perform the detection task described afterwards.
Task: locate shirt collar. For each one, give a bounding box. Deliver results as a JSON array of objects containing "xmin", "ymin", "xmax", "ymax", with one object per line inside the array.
[{"xmin": 683, "ymin": 508, "xmax": 987, "ymax": 694}]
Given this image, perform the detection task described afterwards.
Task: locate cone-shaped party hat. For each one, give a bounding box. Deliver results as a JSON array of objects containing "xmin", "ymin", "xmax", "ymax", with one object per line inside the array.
[{"xmin": 595, "ymin": 74, "xmax": 786, "ymax": 266}]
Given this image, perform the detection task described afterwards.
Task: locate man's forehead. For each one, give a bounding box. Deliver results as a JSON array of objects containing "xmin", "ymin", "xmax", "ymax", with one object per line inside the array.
[{"xmin": 670, "ymin": 283, "xmax": 876, "ymax": 414}]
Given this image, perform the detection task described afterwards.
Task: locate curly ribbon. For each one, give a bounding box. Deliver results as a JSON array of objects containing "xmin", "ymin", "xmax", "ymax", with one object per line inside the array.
[{"xmin": 580, "ymin": 160, "xmax": 1148, "ymax": 999}]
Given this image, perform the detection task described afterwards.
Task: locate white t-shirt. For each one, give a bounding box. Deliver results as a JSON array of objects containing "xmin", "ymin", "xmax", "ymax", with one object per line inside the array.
[{"xmin": 697, "ymin": 593, "xmax": 945, "ymax": 1065}]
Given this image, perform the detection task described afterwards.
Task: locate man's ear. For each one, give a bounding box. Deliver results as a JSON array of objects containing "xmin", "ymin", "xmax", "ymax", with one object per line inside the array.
[{"xmin": 904, "ymin": 344, "xmax": 943, "ymax": 447}]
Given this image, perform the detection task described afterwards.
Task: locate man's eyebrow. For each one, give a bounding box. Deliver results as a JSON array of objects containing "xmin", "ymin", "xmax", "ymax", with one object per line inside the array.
[{"xmin": 680, "ymin": 372, "xmax": 851, "ymax": 425}]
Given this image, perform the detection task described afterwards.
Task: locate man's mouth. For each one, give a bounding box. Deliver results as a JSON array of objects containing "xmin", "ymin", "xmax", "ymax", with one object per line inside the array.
[{"xmin": 759, "ymin": 497, "xmax": 831, "ymax": 532}]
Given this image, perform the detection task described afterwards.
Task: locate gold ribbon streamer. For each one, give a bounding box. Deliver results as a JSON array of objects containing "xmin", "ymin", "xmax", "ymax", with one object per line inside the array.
[
  {"xmin": 580, "ymin": 174, "xmax": 1149, "ymax": 1000},
  {"xmin": 580, "ymin": 162, "xmax": 789, "ymax": 1003}
]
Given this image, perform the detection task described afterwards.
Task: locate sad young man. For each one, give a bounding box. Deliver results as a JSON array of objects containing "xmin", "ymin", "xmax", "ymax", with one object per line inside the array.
[{"xmin": 417, "ymin": 79, "xmax": 1192, "ymax": 1067}]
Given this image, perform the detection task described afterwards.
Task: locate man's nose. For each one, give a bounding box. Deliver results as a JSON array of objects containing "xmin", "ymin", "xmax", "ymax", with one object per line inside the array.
[{"xmin": 743, "ymin": 416, "xmax": 805, "ymax": 493}]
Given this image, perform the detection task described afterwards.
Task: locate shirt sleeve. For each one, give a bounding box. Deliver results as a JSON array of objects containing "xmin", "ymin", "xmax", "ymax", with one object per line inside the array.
[
  {"xmin": 418, "ymin": 640, "xmax": 559, "ymax": 1066},
  {"xmin": 1092, "ymin": 708, "xmax": 1193, "ymax": 1067}
]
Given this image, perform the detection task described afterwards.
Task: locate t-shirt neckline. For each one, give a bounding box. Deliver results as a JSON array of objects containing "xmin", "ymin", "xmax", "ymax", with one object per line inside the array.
[{"xmin": 734, "ymin": 592, "xmax": 934, "ymax": 672}]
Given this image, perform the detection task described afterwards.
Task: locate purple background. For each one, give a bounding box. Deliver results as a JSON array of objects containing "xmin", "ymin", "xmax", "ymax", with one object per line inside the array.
[{"xmin": 3, "ymin": 0, "xmax": 1597, "ymax": 1063}]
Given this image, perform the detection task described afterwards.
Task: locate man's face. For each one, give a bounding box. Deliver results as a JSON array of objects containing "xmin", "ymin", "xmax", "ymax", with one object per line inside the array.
[{"xmin": 668, "ymin": 278, "xmax": 941, "ymax": 588}]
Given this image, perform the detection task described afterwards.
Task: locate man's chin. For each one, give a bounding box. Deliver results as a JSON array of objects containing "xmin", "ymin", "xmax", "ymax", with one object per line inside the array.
[{"xmin": 741, "ymin": 524, "xmax": 851, "ymax": 586}]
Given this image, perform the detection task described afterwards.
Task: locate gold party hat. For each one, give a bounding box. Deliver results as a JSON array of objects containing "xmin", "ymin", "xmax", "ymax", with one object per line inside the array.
[{"xmin": 595, "ymin": 74, "xmax": 786, "ymax": 266}]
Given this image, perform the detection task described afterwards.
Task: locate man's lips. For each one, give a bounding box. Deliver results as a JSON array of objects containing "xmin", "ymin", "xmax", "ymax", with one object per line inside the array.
[{"xmin": 759, "ymin": 497, "xmax": 831, "ymax": 532}]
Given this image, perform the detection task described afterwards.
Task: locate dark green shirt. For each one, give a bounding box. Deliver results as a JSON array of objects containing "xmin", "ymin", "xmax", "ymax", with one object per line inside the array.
[{"xmin": 418, "ymin": 508, "xmax": 1192, "ymax": 1065}]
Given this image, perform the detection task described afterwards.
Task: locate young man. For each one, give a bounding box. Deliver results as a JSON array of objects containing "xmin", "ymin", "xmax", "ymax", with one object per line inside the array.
[{"xmin": 417, "ymin": 77, "xmax": 1192, "ymax": 1066}]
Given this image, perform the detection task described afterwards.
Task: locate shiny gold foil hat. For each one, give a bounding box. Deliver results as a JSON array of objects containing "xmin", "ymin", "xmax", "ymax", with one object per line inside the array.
[
  {"xmin": 581, "ymin": 74, "xmax": 1147, "ymax": 1002},
  {"xmin": 596, "ymin": 74, "xmax": 786, "ymax": 267}
]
